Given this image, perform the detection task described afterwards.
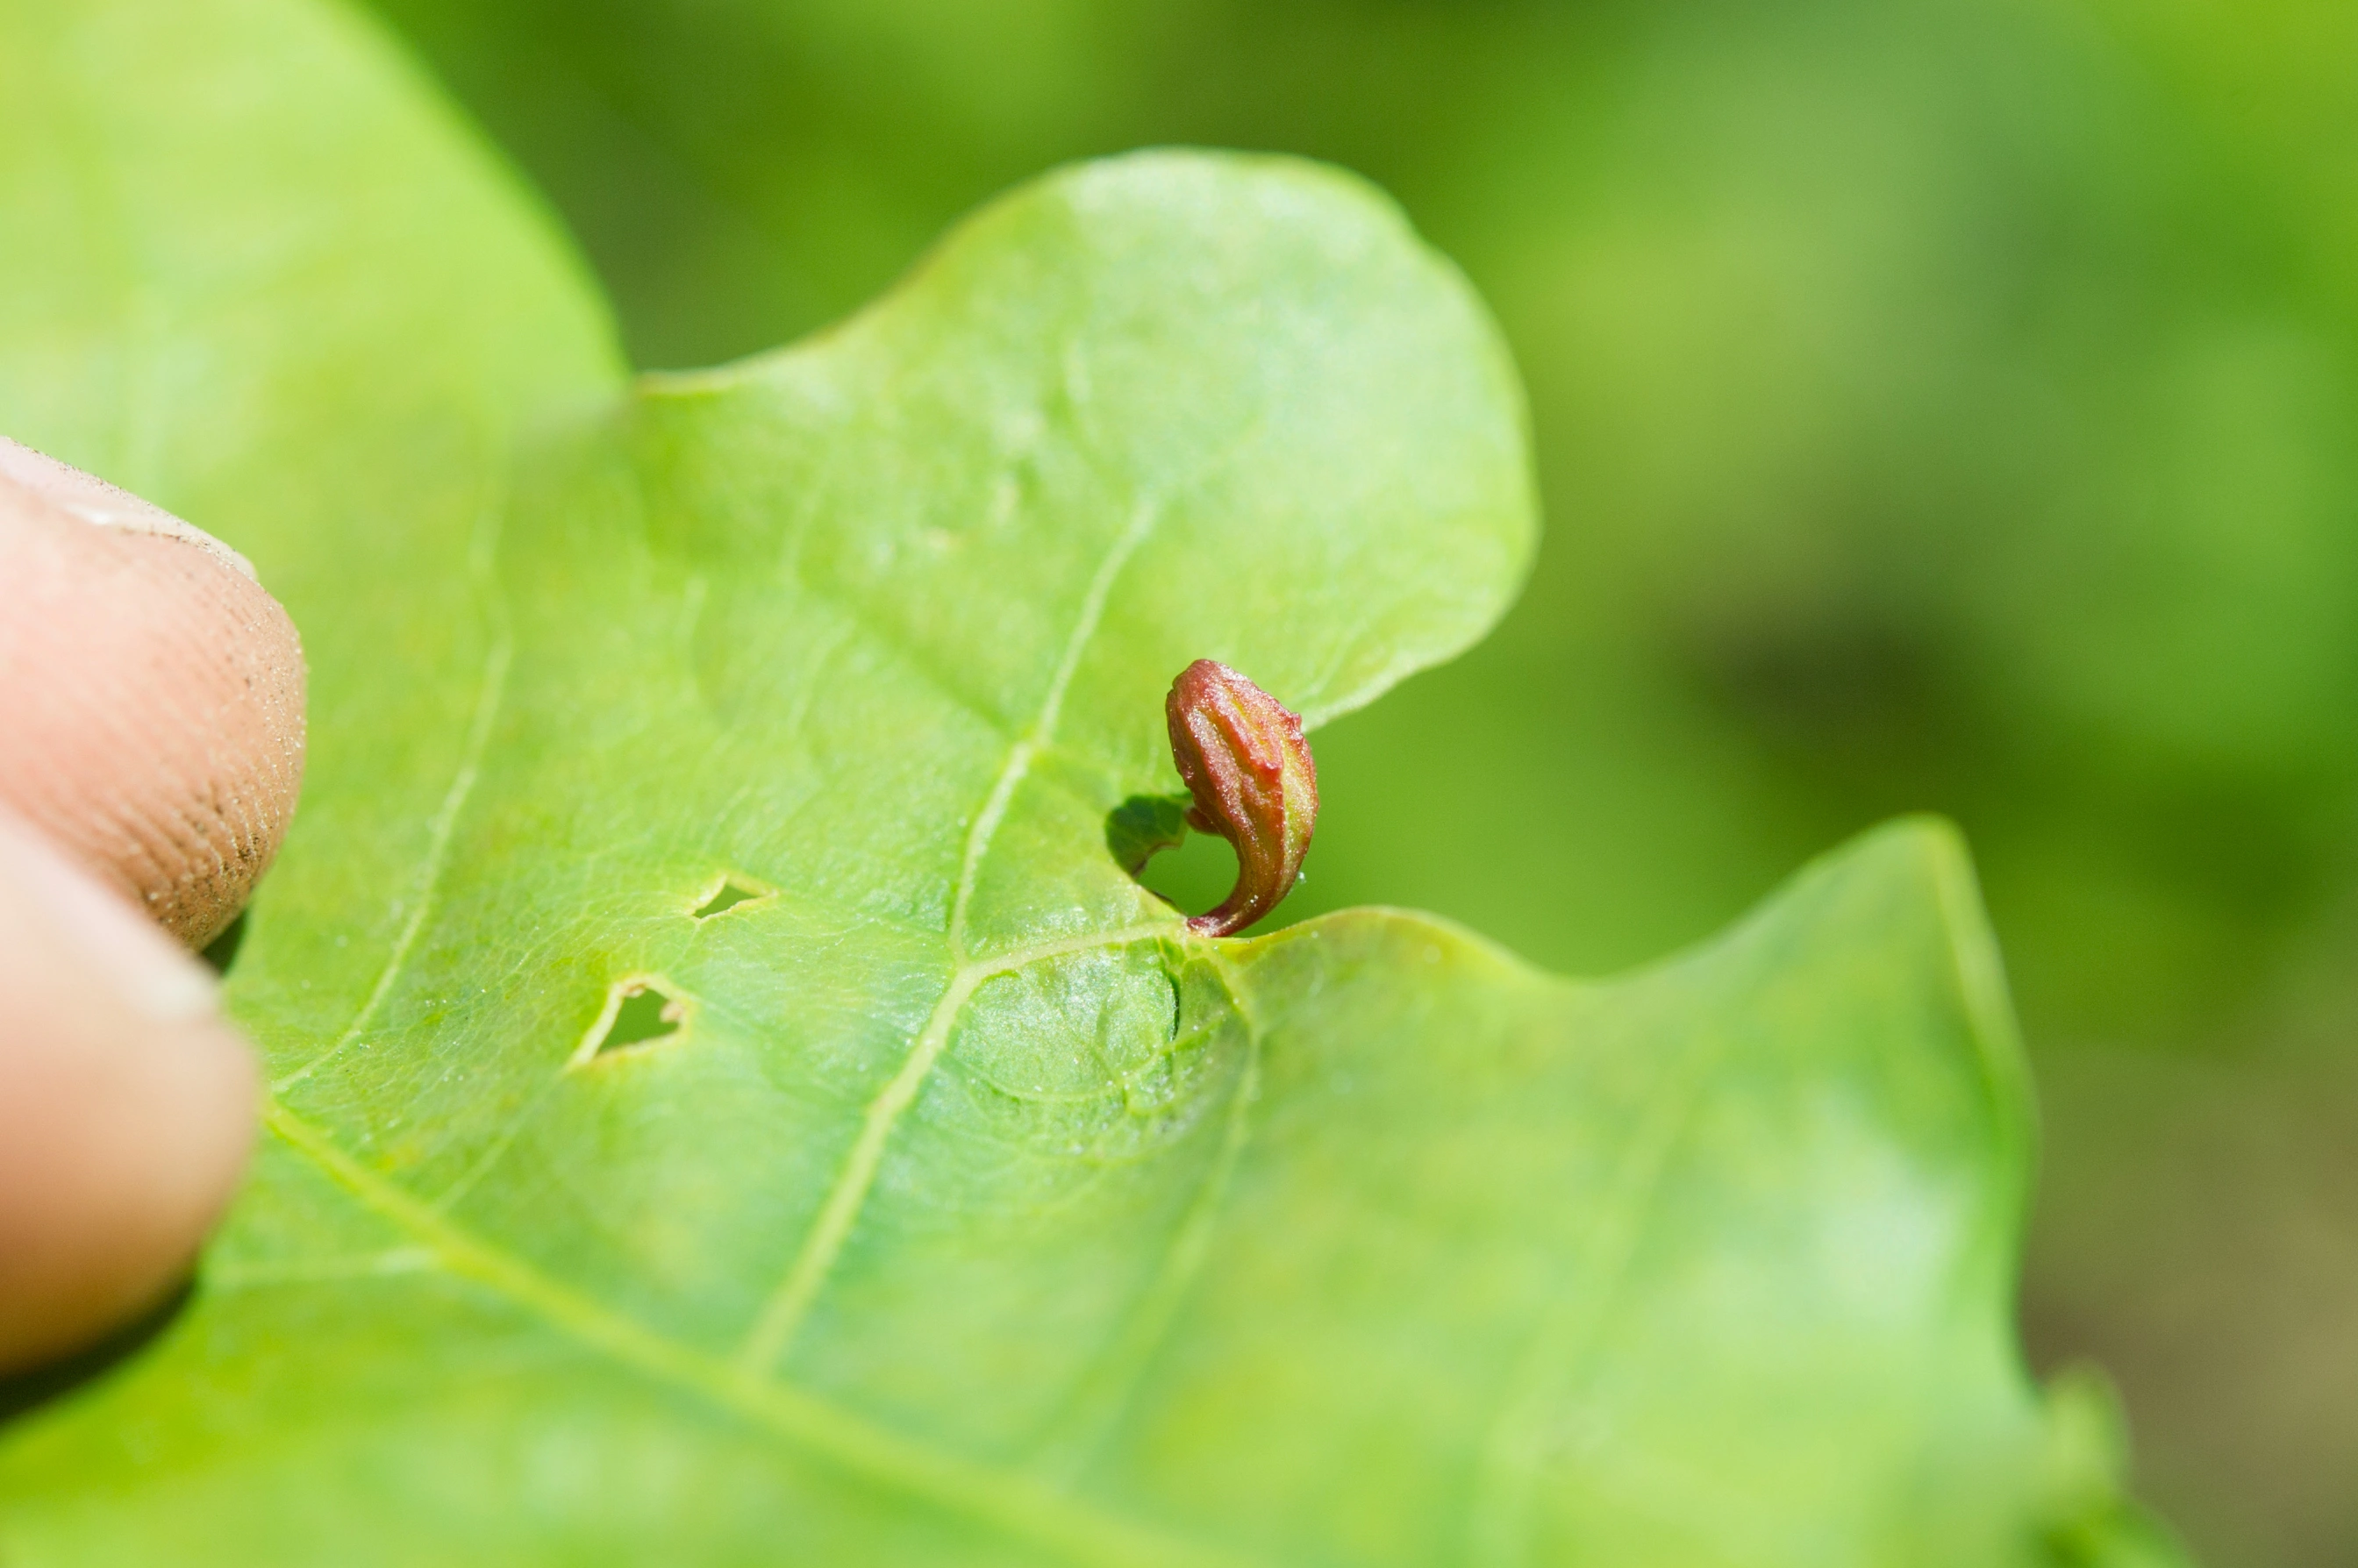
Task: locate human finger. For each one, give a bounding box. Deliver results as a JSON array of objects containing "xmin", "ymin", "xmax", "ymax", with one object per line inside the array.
[
  {"xmin": 0, "ymin": 810, "xmax": 256, "ymax": 1372},
  {"xmin": 0, "ymin": 438, "xmax": 304, "ymax": 949}
]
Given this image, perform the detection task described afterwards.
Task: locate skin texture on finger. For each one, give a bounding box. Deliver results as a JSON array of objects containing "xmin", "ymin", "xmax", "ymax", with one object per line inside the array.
[
  {"xmin": 0, "ymin": 438, "xmax": 306, "ymax": 948},
  {"xmin": 0, "ymin": 812, "xmax": 256, "ymax": 1374}
]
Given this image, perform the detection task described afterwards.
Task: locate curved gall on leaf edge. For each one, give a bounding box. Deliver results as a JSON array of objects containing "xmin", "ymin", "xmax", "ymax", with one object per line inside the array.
[{"xmin": 1164, "ymin": 659, "xmax": 1318, "ymax": 937}]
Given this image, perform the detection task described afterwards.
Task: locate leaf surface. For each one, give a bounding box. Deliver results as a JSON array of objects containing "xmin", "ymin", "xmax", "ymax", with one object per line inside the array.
[{"xmin": 0, "ymin": 1, "xmax": 2179, "ymax": 1564}]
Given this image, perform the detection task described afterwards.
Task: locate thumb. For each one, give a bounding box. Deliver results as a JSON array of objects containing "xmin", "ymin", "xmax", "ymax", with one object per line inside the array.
[{"xmin": 0, "ymin": 811, "xmax": 256, "ymax": 1373}]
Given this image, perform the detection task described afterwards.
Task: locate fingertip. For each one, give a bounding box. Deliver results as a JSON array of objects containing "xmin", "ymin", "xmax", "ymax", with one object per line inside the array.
[
  {"xmin": 0, "ymin": 442, "xmax": 306, "ymax": 948},
  {"xmin": 0, "ymin": 436, "xmax": 258, "ymax": 581}
]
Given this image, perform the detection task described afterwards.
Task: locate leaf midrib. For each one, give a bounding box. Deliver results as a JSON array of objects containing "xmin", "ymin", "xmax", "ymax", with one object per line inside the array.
[{"xmin": 738, "ymin": 471, "xmax": 1167, "ymax": 1358}]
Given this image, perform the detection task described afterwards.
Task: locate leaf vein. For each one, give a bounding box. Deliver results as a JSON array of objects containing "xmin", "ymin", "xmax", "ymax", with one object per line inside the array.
[
  {"xmin": 260, "ymin": 1100, "xmax": 1245, "ymax": 1568},
  {"xmin": 950, "ymin": 493, "xmax": 1162, "ymax": 959},
  {"xmin": 733, "ymin": 498, "xmax": 1168, "ymax": 1369},
  {"xmin": 733, "ymin": 923, "xmax": 1184, "ymax": 1372},
  {"xmin": 273, "ymin": 617, "xmax": 513, "ymax": 1092},
  {"xmin": 1029, "ymin": 1008, "xmax": 1263, "ymax": 1479}
]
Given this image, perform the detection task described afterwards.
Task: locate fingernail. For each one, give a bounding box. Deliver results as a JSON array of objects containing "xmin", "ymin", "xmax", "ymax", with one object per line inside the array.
[
  {"xmin": 0, "ymin": 436, "xmax": 257, "ymax": 581},
  {"xmin": 0, "ymin": 816, "xmax": 219, "ymax": 1024}
]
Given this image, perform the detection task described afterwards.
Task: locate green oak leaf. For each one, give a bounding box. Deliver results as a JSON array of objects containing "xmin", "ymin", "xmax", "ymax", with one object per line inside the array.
[{"xmin": 0, "ymin": 1, "xmax": 2183, "ymax": 1564}]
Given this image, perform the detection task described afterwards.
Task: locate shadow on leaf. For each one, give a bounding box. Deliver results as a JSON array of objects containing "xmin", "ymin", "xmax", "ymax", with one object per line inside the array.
[{"xmin": 0, "ymin": 1277, "xmax": 196, "ymax": 1425}]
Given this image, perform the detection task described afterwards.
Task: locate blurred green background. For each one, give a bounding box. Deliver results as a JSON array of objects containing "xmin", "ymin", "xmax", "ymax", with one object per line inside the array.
[{"xmin": 363, "ymin": 1, "xmax": 2358, "ymax": 1562}]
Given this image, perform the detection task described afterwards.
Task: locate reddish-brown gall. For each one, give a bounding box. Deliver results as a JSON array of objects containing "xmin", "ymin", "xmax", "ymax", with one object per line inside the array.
[{"xmin": 1164, "ymin": 659, "xmax": 1318, "ymax": 938}]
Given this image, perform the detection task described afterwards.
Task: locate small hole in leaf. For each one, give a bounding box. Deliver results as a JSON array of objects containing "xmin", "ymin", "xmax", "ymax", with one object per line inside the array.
[
  {"xmin": 691, "ymin": 875, "xmax": 772, "ymax": 920},
  {"xmin": 603, "ymin": 986, "xmax": 684, "ymax": 1050},
  {"xmin": 572, "ymin": 975, "xmax": 692, "ymax": 1066}
]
